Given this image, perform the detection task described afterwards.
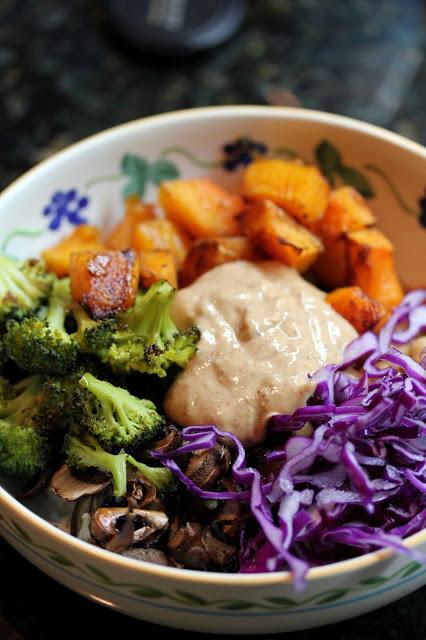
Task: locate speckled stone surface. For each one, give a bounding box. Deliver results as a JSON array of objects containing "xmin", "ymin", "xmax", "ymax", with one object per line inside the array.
[{"xmin": 1, "ymin": 0, "xmax": 426, "ymax": 638}]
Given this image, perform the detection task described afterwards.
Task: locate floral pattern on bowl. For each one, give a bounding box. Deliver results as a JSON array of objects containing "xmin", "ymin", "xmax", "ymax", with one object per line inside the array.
[{"xmin": 2, "ymin": 137, "xmax": 424, "ymax": 256}]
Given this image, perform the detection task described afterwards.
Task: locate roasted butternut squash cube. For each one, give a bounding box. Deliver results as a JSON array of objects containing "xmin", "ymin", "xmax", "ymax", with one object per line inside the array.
[
  {"xmin": 242, "ymin": 159, "xmax": 330, "ymax": 224},
  {"xmin": 241, "ymin": 199, "xmax": 323, "ymax": 272},
  {"xmin": 69, "ymin": 249, "xmax": 139, "ymax": 319},
  {"xmin": 313, "ymin": 237, "xmax": 348, "ymax": 289},
  {"xmin": 107, "ymin": 197, "xmax": 156, "ymax": 250},
  {"xmin": 346, "ymin": 228, "xmax": 404, "ymax": 309},
  {"xmin": 42, "ymin": 225, "xmax": 105, "ymax": 278},
  {"xmin": 139, "ymin": 250, "xmax": 177, "ymax": 288},
  {"xmin": 159, "ymin": 178, "xmax": 243, "ymax": 237},
  {"xmin": 133, "ymin": 219, "xmax": 190, "ymax": 267},
  {"xmin": 313, "ymin": 186, "xmax": 376, "ymax": 245},
  {"xmin": 326, "ymin": 286, "xmax": 385, "ymax": 333},
  {"xmin": 180, "ymin": 236, "xmax": 260, "ymax": 286}
]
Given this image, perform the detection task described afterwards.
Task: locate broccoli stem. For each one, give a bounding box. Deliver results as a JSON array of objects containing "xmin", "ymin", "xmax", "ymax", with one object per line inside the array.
[
  {"xmin": 126, "ymin": 454, "xmax": 175, "ymax": 490},
  {"xmin": 46, "ymin": 279, "xmax": 72, "ymax": 339}
]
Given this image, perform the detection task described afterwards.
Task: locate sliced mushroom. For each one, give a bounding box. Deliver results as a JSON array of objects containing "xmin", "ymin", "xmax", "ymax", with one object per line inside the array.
[
  {"xmin": 121, "ymin": 547, "xmax": 170, "ymax": 566},
  {"xmin": 90, "ymin": 507, "xmax": 169, "ymax": 546},
  {"xmin": 127, "ymin": 475, "xmax": 158, "ymax": 509},
  {"xmin": 212, "ymin": 480, "xmax": 247, "ymax": 541},
  {"xmin": 167, "ymin": 515, "xmax": 238, "ymax": 571},
  {"xmin": 50, "ymin": 464, "xmax": 110, "ymax": 501},
  {"xmin": 201, "ymin": 528, "xmax": 238, "ymax": 571},
  {"xmin": 105, "ymin": 512, "xmax": 135, "ymax": 553},
  {"xmin": 150, "ymin": 425, "xmax": 183, "ymax": 454},
  {"xmin": 167, "ymin": 517, "xmax": 210, "ymax": 569},
  {"xmin": 184, "ymin": 444, "xmax": 231, "ymax": 490}
]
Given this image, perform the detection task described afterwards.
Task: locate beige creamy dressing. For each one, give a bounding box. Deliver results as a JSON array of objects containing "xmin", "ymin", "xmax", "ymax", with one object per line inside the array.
[{"xmin": 165, "ymin": 261, "xmax": 357, "ymax": 446}]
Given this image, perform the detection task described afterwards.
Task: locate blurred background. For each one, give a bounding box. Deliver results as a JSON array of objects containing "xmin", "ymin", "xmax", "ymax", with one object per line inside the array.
[
  {"xmin": 1, "ymin": 1, "xmax": 426, "ymax": 638},
  {"xmin": 1, "ymin": 0, "xmax": 425, "ymax": 192}
]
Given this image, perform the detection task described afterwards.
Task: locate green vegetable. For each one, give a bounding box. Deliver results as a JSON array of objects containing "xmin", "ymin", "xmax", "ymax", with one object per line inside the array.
[
  {"xmin": 126, "ymin": 454, "xmax": 175, "ymax": 491},
  {"xmin": 77, "ymin": 372, "xmax": 165, "ymax": 451},
  {"xmin": 65, "ymin": 433, "xmax": 128, "ymax": 497},
  {"xmin": 72, "ymin": 302, "xmax": 116, "ymax": 354},
  {"xmin": 0, "ymin": 375, "xmax": 51, "ymax": 479},
  {"xmin": 4, "ymin": 278, "xmax": 79, "ymax": 374},
  {"xmin": 100, "ymin": 281, "xmax": 200, "ymax": 378},
  {"xmin": 65, "ymin": 433, "xmax": 174, "ymax": 497},
  {"xmin": 0, "ymin": 256, "xmax": 53, "ymax": 324}
]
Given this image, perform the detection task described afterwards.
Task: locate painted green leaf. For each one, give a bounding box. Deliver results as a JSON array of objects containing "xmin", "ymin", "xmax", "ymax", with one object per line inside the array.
[
  {"xmin": 175, "ymin": 590, "xmax": 207, "ymax": 605},
  {"xmin": 11, "ymin": 520, "xmax": 32, "ymax": 543},
  {"xmin": 218, "ymin": 600, "xmax": 254, "ymax": 611},
  {"xmin": 399, "ymin": 562, "xmax": 422, "ymax": 578},
  {"xmin": 121, "ymin": 154, "xmax": 150, "ymax": 197},
  {"xmin": 131, "ymin": 586, "xmax": 164, "ymax": 599},
  {"xmin": 85, "ymin": 564, "xmax": 113, "ymax": 583},
  {"xmin": 149, "ymin": 158, "xmax": 179, "ymax": 185},
  {"xmin": 359, "ymin": 576, "xmax": 388, "ymax": 586},
  {"xmin": 265, "ymin": 596, "xmax": 297, "ymax": 607},
  {"xmin": 315, "ymin": 589, "xmax": 349, "ymax": 604},
  {"xmin": 337, "ymin": 165, "xmax": 375, "ymax": 198},
  {"xmin": 48, "ymin": 553, "xmax": 75, "ymax": 568},
  {"xmin": 315, "ymin": 140, "xmax": 342, "ymax": 185}
]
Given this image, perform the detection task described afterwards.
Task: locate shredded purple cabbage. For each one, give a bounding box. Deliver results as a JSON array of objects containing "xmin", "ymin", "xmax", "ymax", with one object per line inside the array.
[{"xmin": 152, "ymin": 290, "xmax": 426, "ymax": 590}]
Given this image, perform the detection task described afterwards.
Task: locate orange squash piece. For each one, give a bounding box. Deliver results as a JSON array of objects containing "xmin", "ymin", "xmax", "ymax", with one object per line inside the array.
[
  {"xmin": 241, "ymin": 199, "xmax": 323, "ymax": 272},
  {"xmin": 139, "ymin": 250, "xmax": 177, "ymax": 288},
  {"xmin": 242, "ymin": 159, "xmax": 330, "ymax": 224},
  {"xmin": 133, "ymin": 219, "xmax": 191, "ymax": 267},
  {"xmin": 346, "ymin": 228, "xmax": 404, "ymax": 309},
  {"xmin": 313, "ymin": 237, "xmax": 348, "ymax": 289},
  {"xmin": 107, "ymin": 197, "xmax": 156, "ymax": 250},
  {"xmin": 159, "ymin": 178, "xmax": 243, "ymax": 237},
  {"xmin": 313, "ymin": 186, "xmax": 376, "ymax": 245},
  {"xmin": 180, "ymin": 236, "xmax": 260, "ymax": 286},
  {"xmin": 42, "ymin": 225, "xmax": 106, "ymax": 278},
  {"xmin": 326, "ymin": 286, "xmax": 386, "ymax": 333},
  {"xmin": 69, "ymin": 249, "xmax": 140, "ymax": 319}
]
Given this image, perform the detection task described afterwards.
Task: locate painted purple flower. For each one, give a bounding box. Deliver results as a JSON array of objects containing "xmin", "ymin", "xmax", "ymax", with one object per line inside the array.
[
  {"xmin": 222, "ymin": 137, "xmax": 267, "ymax": 171},
  {"xmin": 418, "ymin": 190, "xmax": 426, "ymax": 228},
  {"xmin": 43, "ymin": 190, "xmax": 89, "ymax": 231}
]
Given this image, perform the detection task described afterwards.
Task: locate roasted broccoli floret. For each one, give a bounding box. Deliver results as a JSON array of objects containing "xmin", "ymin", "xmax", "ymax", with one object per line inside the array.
[
  {"xmin": 65, "ymin": 433, "xmax": 175, "ymax": 497},
  {"xmin": 0, "ymin": 256, "xmax": 53, "ymax": 324},
  {"xmin": 71, "ymin": 302, "xmax": 116, "ymax": 354},
  {"xmin": 65, "ymin": 433, "xmax": 128, "ymax": 497},
  {"xmin": 4, "ymin": 278, "xmax": 79, "ymax": 374},
  {"xmin": 77, "ymin": 372, "xmax": 165, "ymax": 451},
  {"xmin": 0, "ymin": 375, "xmax": 51, "ymax": 478},
  {"xmin": 100, "ymin": 281, "xmax": 200, "ymax": 378},
  {"xmin": 0, "ymin": 420, "xmax": 50, "ymax": 479}
]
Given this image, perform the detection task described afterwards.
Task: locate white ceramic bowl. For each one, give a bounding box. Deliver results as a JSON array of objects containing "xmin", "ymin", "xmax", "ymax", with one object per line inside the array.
[{"xmin": 0, "ymin": 106, "xmax": 426, "ymax": 635}]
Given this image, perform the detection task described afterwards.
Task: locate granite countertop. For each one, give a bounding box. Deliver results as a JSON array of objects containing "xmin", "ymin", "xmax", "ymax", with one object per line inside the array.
[{"xmin": 1, "ymin": 0, "xmax": 426, "ymax": 637}]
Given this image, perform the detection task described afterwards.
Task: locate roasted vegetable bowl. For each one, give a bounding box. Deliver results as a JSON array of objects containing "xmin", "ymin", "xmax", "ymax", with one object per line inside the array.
[{"xmin": 0, "ymin": 106, "xmax": 426, "ymax": 635}]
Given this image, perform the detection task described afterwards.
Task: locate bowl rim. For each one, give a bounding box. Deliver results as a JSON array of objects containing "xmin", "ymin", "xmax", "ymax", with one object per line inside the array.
[{"xmin": 1, "ymin": 104, "xmax": 426, "ymax": 587}]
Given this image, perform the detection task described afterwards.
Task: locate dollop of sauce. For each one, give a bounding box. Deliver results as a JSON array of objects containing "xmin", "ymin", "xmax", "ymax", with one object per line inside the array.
[{"xmin": 165, "ymin": 261, "xmax": 357, "ymax": 446}]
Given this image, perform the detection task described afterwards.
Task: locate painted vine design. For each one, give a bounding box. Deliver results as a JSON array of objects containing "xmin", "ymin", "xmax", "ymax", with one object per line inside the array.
[
  {"xmin": 2, "ymin": 136, "xmax": 424, "ymax": 255},
  {"xmin": 1, "ymin": 514, "xmax": 423, "ymax": 612}
]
